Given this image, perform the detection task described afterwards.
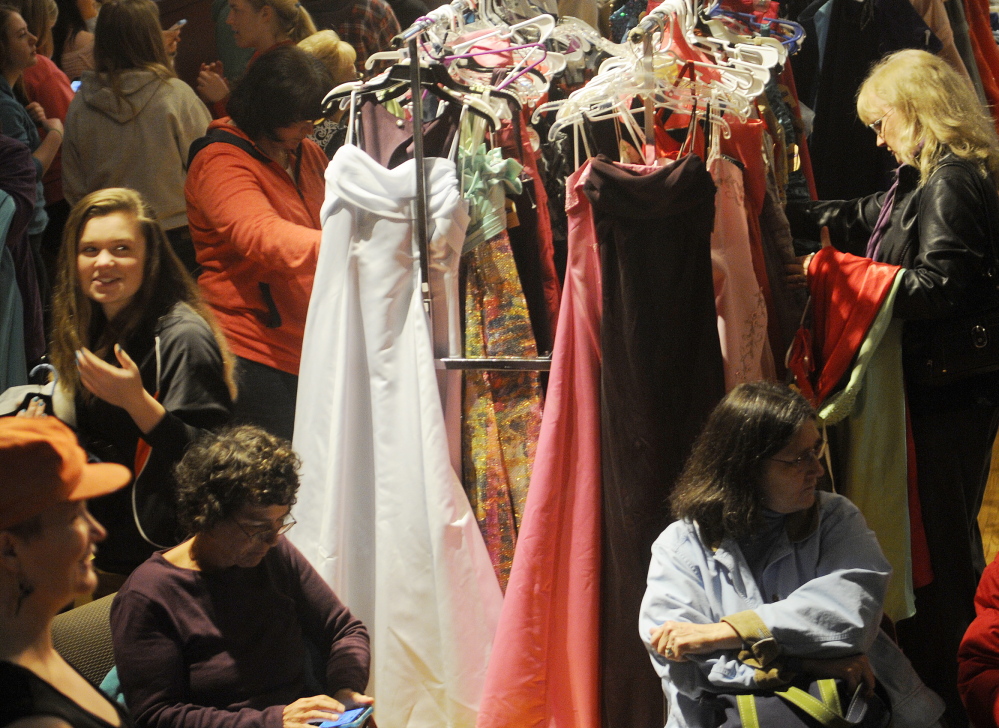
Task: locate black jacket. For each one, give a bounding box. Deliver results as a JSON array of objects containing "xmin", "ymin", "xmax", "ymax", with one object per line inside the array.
[
  {"xmin": 79, "ymin": 301, "xmax": 233, "ymax": 573},
  {"xmin": 787, "ymin": 154, "xmax": 999, "ymax": 407}
]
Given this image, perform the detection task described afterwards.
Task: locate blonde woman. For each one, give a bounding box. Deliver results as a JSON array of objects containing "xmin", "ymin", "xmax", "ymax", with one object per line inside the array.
[
  {"xmin": 298, "ymin": 29, "xmax": 355, "ymax": 158},
  {"xmin": 47, "ymin": 188, "xmax": 235, "ymax": 594},
  {"xmin": 788, "ymin": 48, "xmax": 999, "ymax": 726},
  {"xmin": 196, "ymin": 0, "xmax": 316, "ymax": 110}
]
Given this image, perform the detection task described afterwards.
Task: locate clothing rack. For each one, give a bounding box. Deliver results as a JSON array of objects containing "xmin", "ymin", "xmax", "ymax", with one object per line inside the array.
[
  {"xmin": 391, "ymin": 13, "xmax": 553, "ymax": 372},
  {"xmin": 628, "ymin": 0, "xmax": 695, "ymax": 43}
]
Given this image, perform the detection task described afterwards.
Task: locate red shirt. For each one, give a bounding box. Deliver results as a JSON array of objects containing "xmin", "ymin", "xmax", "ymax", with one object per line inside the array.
[{"xmin": 22, "ymin": 54, "xmax": 73, "ymax": 203}]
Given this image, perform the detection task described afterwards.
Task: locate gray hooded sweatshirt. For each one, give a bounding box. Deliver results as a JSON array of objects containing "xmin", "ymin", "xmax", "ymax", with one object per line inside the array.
[{"xmin": 63, "ymin": 68, "xmax": 211, "ymax": 230}]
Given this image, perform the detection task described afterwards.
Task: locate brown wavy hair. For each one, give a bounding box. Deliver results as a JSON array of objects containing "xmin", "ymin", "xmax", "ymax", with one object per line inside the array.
[
  {"xmin": 49, "ymin": 187, "xmax": 237, "ymax": 401},
  {"xmin": 669, "ymin": 382, "xmax": 816, "ymax": 549},
  {"xmin": 175, "ymin": 425, "xmax": 300, "ymax": 535}
]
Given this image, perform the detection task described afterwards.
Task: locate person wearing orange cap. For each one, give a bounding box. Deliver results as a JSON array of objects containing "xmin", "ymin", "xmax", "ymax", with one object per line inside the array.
[{"xmin": 0, "ymin": 416, "xmax": 133, "ymax": 728}]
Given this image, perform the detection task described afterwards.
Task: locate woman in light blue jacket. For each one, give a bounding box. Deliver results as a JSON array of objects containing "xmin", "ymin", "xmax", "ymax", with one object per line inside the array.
[{"xmin": 639, "ymin": 382, "xmax": 944, "ymax": 728}]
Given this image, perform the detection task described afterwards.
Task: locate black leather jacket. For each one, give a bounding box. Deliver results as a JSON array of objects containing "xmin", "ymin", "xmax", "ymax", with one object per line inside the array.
[
  {"xmin": 77, "ymin": 301, "xmax": 234, "ymax": 573},
  {"xmin": 786, "ymin": 154, "xmax": 999, "ymax": 405},
  {"xmin": 788, "ymin": 155, "xmax": 998, "ymax": 319}
]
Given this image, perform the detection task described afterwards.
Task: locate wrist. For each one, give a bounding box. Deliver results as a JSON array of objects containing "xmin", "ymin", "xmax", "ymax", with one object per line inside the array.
[
  {"xmin": 803, "ymin": 252, "xmax": 816, "ymax": 276},
  {"xmin": 43, "ymin": 125, "xmax": 62, "ymax": 138}
]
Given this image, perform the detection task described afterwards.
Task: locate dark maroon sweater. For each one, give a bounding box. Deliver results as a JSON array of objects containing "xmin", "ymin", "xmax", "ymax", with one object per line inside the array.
[{"xmin": 110, "ymin": 538, "xmax": 370, "ymax": 728}]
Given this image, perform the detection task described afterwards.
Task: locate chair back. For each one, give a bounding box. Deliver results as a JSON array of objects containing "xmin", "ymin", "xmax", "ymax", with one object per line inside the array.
[{"xmin": 51, "ymin": 593, "xmax": 117, "ymax": 685}]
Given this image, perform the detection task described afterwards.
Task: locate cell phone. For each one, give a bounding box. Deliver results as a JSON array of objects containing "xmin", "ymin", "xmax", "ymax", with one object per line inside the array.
[
  {"xmin": 169, "ymin": 18, "xmax": 187, "ymax": 29},
  {"xmin": 308, "ymin": 707, "xmax": 373, "ymax": 728},
  {"xmin": 70, "ymin": 79, "xmax": 81, "ymax": 92}
]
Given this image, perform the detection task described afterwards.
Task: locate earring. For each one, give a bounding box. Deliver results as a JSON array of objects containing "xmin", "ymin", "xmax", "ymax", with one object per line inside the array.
[{"xmin": 14, "ymin": 576, "xmax": 34, "ymax": 616}]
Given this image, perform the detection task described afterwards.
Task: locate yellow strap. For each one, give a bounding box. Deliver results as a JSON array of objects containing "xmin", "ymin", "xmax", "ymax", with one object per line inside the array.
[
  {"xmin": 776, "ymin": 685, "xmax": 852, "ymax": 728},
  {"xmin": 737, "ymin": 693, "xmax": 761, "ymax": 728},
  {"xmin": 817, "ymin": 678, "xmax": 843, "ymax": 715}
]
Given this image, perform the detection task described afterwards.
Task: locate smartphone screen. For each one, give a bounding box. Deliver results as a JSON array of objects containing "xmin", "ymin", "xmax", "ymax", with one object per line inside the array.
[{"xmin": 310, "ymin": 708, "xmax": 370, "ymax": 728}]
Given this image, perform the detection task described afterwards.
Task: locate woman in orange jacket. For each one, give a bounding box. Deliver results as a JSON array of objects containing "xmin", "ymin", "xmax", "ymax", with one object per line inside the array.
[{"xmin": 185, "ymin": 45, "xmax": 332, "ymax": 441}]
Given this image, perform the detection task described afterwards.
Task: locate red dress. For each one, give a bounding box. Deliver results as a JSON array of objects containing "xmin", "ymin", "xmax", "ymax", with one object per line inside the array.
[{"xmin": 476, "ymin": 161, "xmax": 603, "ymax": 728}]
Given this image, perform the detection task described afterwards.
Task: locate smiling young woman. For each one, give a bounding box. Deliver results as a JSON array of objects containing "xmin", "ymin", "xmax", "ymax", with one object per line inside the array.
[{"xmin": 42, "ymin": 188, "xmax": 236, "ymax": 594}]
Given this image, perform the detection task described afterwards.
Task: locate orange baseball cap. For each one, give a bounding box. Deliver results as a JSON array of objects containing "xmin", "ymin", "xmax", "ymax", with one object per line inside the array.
[{"xmin": 0, "ymin": 417, "xmax": 132, "ymax": 530}]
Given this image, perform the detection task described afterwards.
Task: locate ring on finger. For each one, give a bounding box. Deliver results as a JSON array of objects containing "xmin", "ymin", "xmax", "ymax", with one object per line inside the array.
[{"xmin": 665, "ymin": 647, "xmax": 674, "ymax": 658}]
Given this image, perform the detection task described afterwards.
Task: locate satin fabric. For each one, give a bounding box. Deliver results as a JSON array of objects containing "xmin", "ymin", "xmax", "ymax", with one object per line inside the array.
[
  {"xmin": 461, "ymin": 229, "xmax": 544, "ymax": 591},
  {"xmin": 789, "ymin": 246, "xmax": 900, "ymax": 404},
  {"xmin": 817, "ymin": 277, "xmax": 917, "ymax": 621},
  {"xmin": 476, "ymin": 162, "xmax": 603, "ymax": 728},
  {"xmin": 291, "ymin": 144, "xmax": 503, "ymax": 728},
  {"xmin": 586, "ymin": 153, "xmax": 724, "ymax": 728},
  {"xmin": 708, "ymin": 155, "xmax": 772, "ymax": 390}
]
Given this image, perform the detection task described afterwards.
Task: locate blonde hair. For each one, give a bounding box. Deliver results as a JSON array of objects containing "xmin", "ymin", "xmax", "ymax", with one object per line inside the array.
[
  {"xmin": 247, "ymin": 0, "xmax": 316, "ymax": 43},
  {"xmin": 857, "ymin": 49, "xmax": 999, "ymax": 183},
  {"xmin": 298, "ymin": 29, "xmax": 356, "ymax": 85},
  {"xmin": 50, "ymin": 188, "xmax": 237, "ymax": 401}
]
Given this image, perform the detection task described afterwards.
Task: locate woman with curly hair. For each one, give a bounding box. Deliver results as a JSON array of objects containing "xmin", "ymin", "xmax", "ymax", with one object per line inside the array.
[
  {"xmin": 109, "ymin": 425, "xmax": 373, "ymax": 728},
  {"xmin": 787, "ymin": 49, "xmax": 999, "ymax": 724}
]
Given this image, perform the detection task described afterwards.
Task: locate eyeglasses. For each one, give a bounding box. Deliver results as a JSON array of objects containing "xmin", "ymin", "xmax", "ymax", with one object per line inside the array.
[
  {"xmin": 768, "ymin": 439, "xmax": 828, "ymax": 469},
  {"xmin": 234, "ymin": 514, "xmax": 297, "ymax": 541},
  {"xmin": 868, "ymin": 109, "xmax": 892, "ymax": 137}
]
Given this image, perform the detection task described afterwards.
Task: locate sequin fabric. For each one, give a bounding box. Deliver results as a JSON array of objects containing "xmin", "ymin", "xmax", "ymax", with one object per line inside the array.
[{"xmin": 462, "ymin": 229, "xmax": 545, "ymax": 591}]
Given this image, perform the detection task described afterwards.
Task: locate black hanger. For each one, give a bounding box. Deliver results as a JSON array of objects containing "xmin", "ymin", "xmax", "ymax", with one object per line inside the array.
[{"xmin": 322, "ymin": 60, "xmax": 519, "ymax": 129}]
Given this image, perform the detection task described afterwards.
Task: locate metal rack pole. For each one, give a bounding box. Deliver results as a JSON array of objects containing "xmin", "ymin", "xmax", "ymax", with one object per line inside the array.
[{"xmin": 409, "ymin": 38, "xmax": 433, "ymax": 320}]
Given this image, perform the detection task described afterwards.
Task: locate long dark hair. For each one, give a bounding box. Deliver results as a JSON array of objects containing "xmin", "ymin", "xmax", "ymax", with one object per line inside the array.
[
  {"xmin": 50, "ymin": 187, "xmax": 237, "ymax": 401},
  {"xmin": 669, "ymin": 382, "xmax": 816, "ymax": 549},
  {"xmin": 0, "ymin": 4, "xmax": 31, "ymax": 100},
  {"xmin": 50, "ymin": 0, "xmax": 85, "ymax": 69},
  {"xmin": 92, "ymin": 0, "xmax": 173, "ymax": 114}
]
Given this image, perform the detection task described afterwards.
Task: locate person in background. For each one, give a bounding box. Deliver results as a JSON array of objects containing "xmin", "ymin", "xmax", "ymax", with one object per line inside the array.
[
  {"xmin": 196, "ymin": 0, "xmax": 316, "ymax": 115},
  {"xmin": 787, "ymin": 49, "xmax": 999, "ymax": 726},
  {"xmin": 209, "ymin": 0, "xmax": 252, "ymax": 81},
  {"xmin": 0, "ymin": 417, "xmax": 133, "ymax": 728},
  {"xmin": 62, "ymin": 0, "xmax": 211, "ymax": 273},
  {"xmin": 302, "ymin": 0, "xmax": 400, "ymax": 72},
  {"xmin": 50, "ymin": 0, "xmax": 91, "ymax": 79},
  {"xmin": 297, "ymin": 29, "xmax": 354, "ymax": 159},
  {"xmin": 43, "ymin": 188, "xmax": 235, "ymax": 596},
  {"xmin": 959, "ymin": 556, "xmax": 999, "ymax": 728},
  {"xmin": 640, "ymin": 381, "xmax": 944, "ymax": 728},
  {"xmin": 110, "ymin": 425, "xmax": 372, "ymax": 728},
  {"xmin": 17, "ymin": 0, "xmax": 73, "ymax": 284},
  {"xmin": 0, "ymin": 4, "xmax": 62, "ymax": 302},
  {"xmin": 186, "ymin": 46, "xmax": 331, "ymax": 441},
  {"xmin": 0, "ymin": 132, "xmax": 45, "ymax": 369}
]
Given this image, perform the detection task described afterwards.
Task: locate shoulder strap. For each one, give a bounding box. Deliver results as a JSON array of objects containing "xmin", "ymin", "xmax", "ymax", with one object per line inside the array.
[
  {"xmin": 735, "ymin": 679, "xmax": 855, "ymax": 728},
  {"xmin": 187, "ymin": 127, "xmax": 271, "ymax": 167}
]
